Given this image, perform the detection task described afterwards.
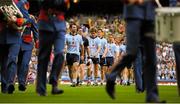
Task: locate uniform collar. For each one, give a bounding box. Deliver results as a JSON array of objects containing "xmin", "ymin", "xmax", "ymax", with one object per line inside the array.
[{"xmin": 70, "ymin": 32, "xmax": 77, "ymax": 36}]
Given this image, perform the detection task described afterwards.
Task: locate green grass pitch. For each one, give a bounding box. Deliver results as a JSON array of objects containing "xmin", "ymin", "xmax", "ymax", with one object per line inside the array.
[{"xmin": 0, "ymin": 85, "xmax": 180, "ymax": 103}]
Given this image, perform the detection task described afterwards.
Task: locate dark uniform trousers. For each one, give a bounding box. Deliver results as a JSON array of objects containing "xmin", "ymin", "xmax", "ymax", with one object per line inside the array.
[
  {"xmin": 133, "ymin": 47, "xmax": 144, "ymax": 92},
  {"xmin": 108, "ymin": 1, "xmax": 160, "ymax": 102},
  {"xmin": 17, "ymin": 21, "xmax": 38, "ymax": 86},
  {"xmin": 36, "ymin": 9, "xmax": 66, "ymax": 94},
  {"xmin": 0, "ymin": 29, "xmax": 21, "ymax": 93}
]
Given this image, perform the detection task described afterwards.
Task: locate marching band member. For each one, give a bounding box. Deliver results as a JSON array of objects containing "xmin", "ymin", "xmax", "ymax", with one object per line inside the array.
[
  {"xmin": 36, "ymin": 0, "xmax": 70, "ymax": 96},
  {"xmin": 17, "ymin": 14, "xmax": 39, "ymax": 91},
  {"xmin": 0, "ymin": 0, "xmax": 34, "ymax": 94},
  {"xmin": 106, "ymin": 0, "xmax": 165, "ymax": 102}
]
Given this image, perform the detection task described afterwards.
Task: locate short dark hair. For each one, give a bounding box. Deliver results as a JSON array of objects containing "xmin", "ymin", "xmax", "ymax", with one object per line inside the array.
[
  {"xmin": 70, "ymin": 23, "xmax": 77, "ymax": 28},
  {"xmin": 98, "ymin": 28, "xmax": 103, "ymax": 32},
  {"xmin": 90, "ymin": 28, "xmax": 97, "ymax": 33}
]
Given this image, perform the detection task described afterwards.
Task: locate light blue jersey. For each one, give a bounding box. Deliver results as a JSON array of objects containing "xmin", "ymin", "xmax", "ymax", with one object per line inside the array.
[
  {"xmin": 65, "ymin": 34, "xmax": 83, "ymax": 55},
  {"xmin": 88, "ymin": 36, "xmax": 101, "ymax": 58},
  {"xmin": 106, "ymin": 43, "xmax": 119, "ymax": 57},
  {"xmin": 99, "ymin": 37, "xmax": 108, "ymax": 56},
  {"xmin": 119, "ymin": 44, "xmax": 126, "ymax": 54}
]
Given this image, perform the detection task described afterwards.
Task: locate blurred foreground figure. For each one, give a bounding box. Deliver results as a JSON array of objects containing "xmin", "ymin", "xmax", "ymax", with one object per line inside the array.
[
  {"xmin": 168, "ymin": 0, "xmax": 180, "ymax": 96},
  {"xmin": 106, "ymin": 0, "xmax": 165, "ymax": 103},
  {"xmin": 36, "ymin": 0, "xmax": 70, "ymax": 96}
]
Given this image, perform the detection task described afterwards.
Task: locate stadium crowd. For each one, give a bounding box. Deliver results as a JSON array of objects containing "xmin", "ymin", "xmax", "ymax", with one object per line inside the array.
[{"xmin": 157, "ymin": 43, "xmax": 176, "ymax": 81}]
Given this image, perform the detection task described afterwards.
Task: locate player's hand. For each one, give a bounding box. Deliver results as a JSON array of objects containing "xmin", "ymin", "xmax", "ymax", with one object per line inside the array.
[
  {"xmin": 81, "ymin": 55, "xmax": 84, "ymax": 61},
  {"xmin": 102, "ymin": 55, "xmax": 106, "ymax": 58},
  {"xmin": 86, "ymin": 59, "xmax": 92, "ymax": 66},
  {"xmin": 93, "ymin": 52, "xmax": 98, "ymax": 58},
  {"xmin": 114, "ymin": 58, "xmax": 119, "ymax": 65}
]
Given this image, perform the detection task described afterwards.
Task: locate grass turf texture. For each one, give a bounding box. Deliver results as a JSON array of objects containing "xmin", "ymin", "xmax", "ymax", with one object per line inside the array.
[{"xmin": 0, "ymin": 85, "xmax": 180, "ymax": 103}]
